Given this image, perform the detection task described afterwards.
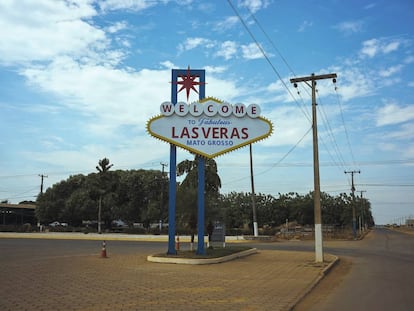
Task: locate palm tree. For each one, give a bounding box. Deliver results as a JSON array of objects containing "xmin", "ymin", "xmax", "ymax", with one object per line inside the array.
[
  {"xmin": 177, "ymin": 156, "xmax": 221, "ymax": 193},
  {"xmin": 96, "ymin": 158, "xmax": 113, "ymax": 233},
  {"xmin": 96, "ymin": 158, "xmax": 113, "ymax": 173}
]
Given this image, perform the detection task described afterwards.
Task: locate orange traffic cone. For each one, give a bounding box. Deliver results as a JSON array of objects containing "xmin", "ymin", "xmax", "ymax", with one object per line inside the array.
[
  {"xmin": 175, "ymin": 235, "xmax": 180, "ymax": 251},
  {"xmin": 100, "ymin": 240, "xmax": 108, "ymax": 258}
]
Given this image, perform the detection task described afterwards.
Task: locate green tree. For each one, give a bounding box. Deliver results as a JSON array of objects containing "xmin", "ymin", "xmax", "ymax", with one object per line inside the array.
[
  {"xmin": 220, "ymin": 192, "xmax": 252, "ymax": 232},
  {"xmin": 139, "ymin": 169, "xmax": 169, "ymax": 229},
  {"xmin": 96, "ymin": 158, "xmax": 113, "ymax": 233},
  {"xmin": 176, "ymin": 156, "xmax": 221, "ymax": 236},
  {"xmin": 36, "ymin": 174, "xmax": 86, "ymax": 225}
]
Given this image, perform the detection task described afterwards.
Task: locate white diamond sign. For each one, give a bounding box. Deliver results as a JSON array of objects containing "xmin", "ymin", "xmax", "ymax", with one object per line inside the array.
[{"xmin": 147, "ymin": 97, "xmax": 273, "ymax": 158}]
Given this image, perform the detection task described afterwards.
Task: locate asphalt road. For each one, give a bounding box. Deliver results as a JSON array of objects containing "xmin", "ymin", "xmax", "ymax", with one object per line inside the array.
[
  {"xmin": 288, "ymin": 228, "xmax": 414, "ymax": 311},
  {"xmin": 0, "ymin": 238, "xmax": 167, "ymax": 262}
]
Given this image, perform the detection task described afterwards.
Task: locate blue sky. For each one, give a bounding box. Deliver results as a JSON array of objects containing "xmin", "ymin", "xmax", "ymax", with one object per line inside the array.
[{"xmin": 1, "ymin": 0, "xmax": 413, "ymax": 225}]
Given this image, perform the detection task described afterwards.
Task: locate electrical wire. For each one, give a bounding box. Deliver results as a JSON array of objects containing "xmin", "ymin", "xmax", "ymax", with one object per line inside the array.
[
  {"xmin": 335, "ymin": 85, "xmax": 357, "ymax": 166},
  {"xmin": 227, "ymin": 0, "xmax": 354, "ymax": 178},
  {"xmin": 254, "ymin": 13, "xmax": 358, "ymax": 186},
  {"xmin": 245, "ymin": 3, "xmax": 314, "ymax": 121},
  {"xmin": 227, "ymin": 0, "xmax": 311, "ymax": 122},
  {"xmin": 219, "ymin": 158, "xmax": 414, "ymax": 168},
  {"xmin": 316, "ymin": 92, "xmax": 348, "ymax": 169},
  {"xmin": 222, "ymin": 126, "xmax": 312, "ymax": 185}
]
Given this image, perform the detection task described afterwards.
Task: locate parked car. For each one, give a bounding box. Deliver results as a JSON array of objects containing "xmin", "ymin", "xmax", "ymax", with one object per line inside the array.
[
  {"xmin": 111, "ymin": 220, "xmax": 128, "ymax": 228},
  {"xmin": 49, "ymin": 221, "xmax": 68, "ymax": 227}
]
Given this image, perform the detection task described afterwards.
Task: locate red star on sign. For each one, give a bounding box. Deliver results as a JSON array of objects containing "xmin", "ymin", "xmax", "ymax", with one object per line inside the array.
[{"xmin": 175, "ymin": 66, "xmax": 205, "ymax": 101}]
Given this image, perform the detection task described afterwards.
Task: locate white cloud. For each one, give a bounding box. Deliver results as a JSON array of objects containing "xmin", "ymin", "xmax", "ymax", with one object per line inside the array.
[
  {"xmin": 204, "ymin": 75, "xmax": 241, "ymax": 101},
  {"xmin": 98, "ymin": 0, "xmax": 157, "ymax": 12},
  {"xmin": 334, "ymin": 20, "xmax": 364, "ymax": 35},
  {"xmin": 241, "ymin": 43, "xmax": 263, "ymax": 59},
  {"xmin": 262, "ymin": 106, "xmax": 312, "ymax": 147},
  {"xmin": 383, "ymin": 123, "xmax": 414, "ymax": 140},
  {"xmin": 0, "ymin": 0, "xmax": 104, "ymax": 65},
  {"xmin": 178, "ymin": 37, "xmax": 214, "ymax": 52},
  {"xmin": 106, "ymin": 21, "xmax": 128, "ymax": 33},
  {"xmin": 21, "ymin": 56, "xmax": 171, "ymax": 128},
  {"xmin": 403, "ymin": 143, "xmax": 414, "ymax": 158},
  {"xmin": 298, "ymin": 20, "xmax": 313, "ymax": 32},
  {"xmin": 239, "ymin": 0, "xmax": 270, "ymax": 13},
  {"xmin": 364, "ymin": 3, "xmax": 376, "ymax": 9},
  {"xmin": 214, "ymin": 16, "xmax": 240, "ymax": 31},
  {"xmin": 404, "ymin": 56, "xmax": 414, "ymax": 64},
  {"xmin": 376, "ymin": 102, "xmax": 414, "ymax": 126},
  {"xmin": 360, "ymin": 38, "xmax": 401, "ymax": 58},
  {"xmin": 383, "ymin": 41, "xmax": 400, "ymax": 54},
  {"xmin": 24, "ymin": 136, "xmax": 171, "ymax": 174},
  {"xmin": 379, "ymin": 65, "xmax": 403, "ymax": 77},
  {"xmin": 331, "ymin": 67, "xmax": 375, "ymax": 101},
  {"xmin": 215, "ymin": 41, "xmax": 238, "ymax": 60},
  {"xmin": 204, "ymin": 65, "xmax": 227, "ymax": 74},
  {"xmin": 360, "ymin": 39, "xmax": 380, "ymax": 58},
  {"xmin": 160, "ymin": 60, "xmax": 175, "ymax": 69},
  {"xmin": 19, "ymin": 54, "xmax": 249, "ymax": 137}
]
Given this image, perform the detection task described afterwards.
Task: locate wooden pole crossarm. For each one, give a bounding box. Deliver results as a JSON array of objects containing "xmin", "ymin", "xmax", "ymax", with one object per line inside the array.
[{"xmin": 290, "ymin": 73, "xmax": 337, "ymax": 83}]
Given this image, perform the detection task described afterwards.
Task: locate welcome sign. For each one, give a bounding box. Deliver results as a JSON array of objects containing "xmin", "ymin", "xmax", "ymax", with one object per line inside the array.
[{"xmin": 147, "ymin": 97, "xmax": 273, "ymax": 158}]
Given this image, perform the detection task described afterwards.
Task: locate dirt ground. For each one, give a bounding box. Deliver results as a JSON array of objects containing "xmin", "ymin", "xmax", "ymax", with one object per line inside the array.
[{"xmin": 392, "ymin": 227, "xmax": 414, "ymax": 235}]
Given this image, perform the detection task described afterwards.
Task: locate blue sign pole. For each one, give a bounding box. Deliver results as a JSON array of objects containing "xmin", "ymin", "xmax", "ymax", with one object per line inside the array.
[
  {"xmin": 167, "ymin": 70, "xmax": 178, "ymax": 255},
  {"xmin": 196, "ymin": 156, "xmax": 206, "ymax": 255},
  {"xmin": 167, "ymin": 144, "xmax": 177, "ymax": 255},
  {"xmin": 168, "ymin": 68, "xmax": 205, "ymax": 255}
]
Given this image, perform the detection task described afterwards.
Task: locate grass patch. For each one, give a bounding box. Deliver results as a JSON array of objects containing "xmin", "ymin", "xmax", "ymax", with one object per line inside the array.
[{"xmin": 154, "ymin": 246, "xmax": 252, "ymax": 259}]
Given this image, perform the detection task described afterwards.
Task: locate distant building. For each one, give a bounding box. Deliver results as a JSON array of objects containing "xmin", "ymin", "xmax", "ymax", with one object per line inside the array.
[{"xmin": 0, "ymin": 203, "xmax": 36, "ymax": 225}]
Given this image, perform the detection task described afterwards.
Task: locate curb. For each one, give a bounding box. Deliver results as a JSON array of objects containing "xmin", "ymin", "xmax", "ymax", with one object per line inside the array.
[
  {"xmin": 288, "ymin": 255, "xmax": 340, "ymax": 310},
  {"xmin": 147, "ymin": 248, "xmax": 258, "ymax": 265},
  {"xmin": 0, "ymin": 232, "xmax": 248, "ymax": 243}
]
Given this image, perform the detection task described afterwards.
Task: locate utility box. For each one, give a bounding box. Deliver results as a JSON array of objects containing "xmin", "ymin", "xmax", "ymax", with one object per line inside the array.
[{"xmin": 210, "ymin": 221, "xmax": 226, "ymax": 248}]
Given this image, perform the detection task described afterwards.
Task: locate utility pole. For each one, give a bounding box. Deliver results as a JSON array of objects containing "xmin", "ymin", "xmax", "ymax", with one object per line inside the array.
[
  {"xmin": 39, "ymin": 174, "xmax": 48, "ymax": 194},
  {"xmin": 359, "ymin": 190, "xmax": 367, "ymax": 233},
  {"xmin": 249, "ymin": 144, "xmax": 258, "ymax": 237},
  {"xmin": 291, "ymin": 73, "xmax": 337, "ymax": 263},
  {"xmin": 345, "ymin": 170, "xmax": 361, "ymax": 239}
]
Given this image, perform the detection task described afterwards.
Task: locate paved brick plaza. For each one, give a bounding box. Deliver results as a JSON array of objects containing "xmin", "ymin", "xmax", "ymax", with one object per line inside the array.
[{"xmin": 0, "ymin": 247, "xmax": 335, "ymax": 311}]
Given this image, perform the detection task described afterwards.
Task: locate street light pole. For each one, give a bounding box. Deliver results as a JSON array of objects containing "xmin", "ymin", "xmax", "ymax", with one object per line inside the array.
[
  {"xmin": 249, "ymin": 144, "xmax": 259, "ymax": 237},
  {"xmin": 290, "ymin": 73, "xmax": 337, "ymax": 263},
  {"xmin": 159, "ymin": 162, "xmax": 168, "ymax": 231}
]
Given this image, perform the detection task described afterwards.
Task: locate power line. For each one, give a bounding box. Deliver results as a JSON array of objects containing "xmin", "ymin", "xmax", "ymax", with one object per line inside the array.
[
  {"xmin": 1, "ymin": 186, "xmax": 39, "ymax": 201},
  {"xmin": 228, "ymin": 0, "xmax": 363, "ymax": 190},
  {"xmin": 246, "ymin": 6, "xmax": 297, "ymax": 77},
  {"xmin": 227, "ymin": 0, "xmax": 311, "ymax": 122},
  {"xmin": 316, "ymin": 92, "xmax": 348, "ymax": 169},
  {"xmin": 221, "ymin": 126, "xmax": 312, "ymax": 186},
  {"xmin": 358, "ymin": 183, "xmax": 414, "ymax": 187},
  {"xmin": 335, "ymin": 86, "xmax": 357, "ymax": 165},
  {"xmin": 243, "ymin": 3, "xmax": 313, "ymax": 121},
  {"xmin": 219, "ymin": 158, "xmax": 414, "ymax": 168}
]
